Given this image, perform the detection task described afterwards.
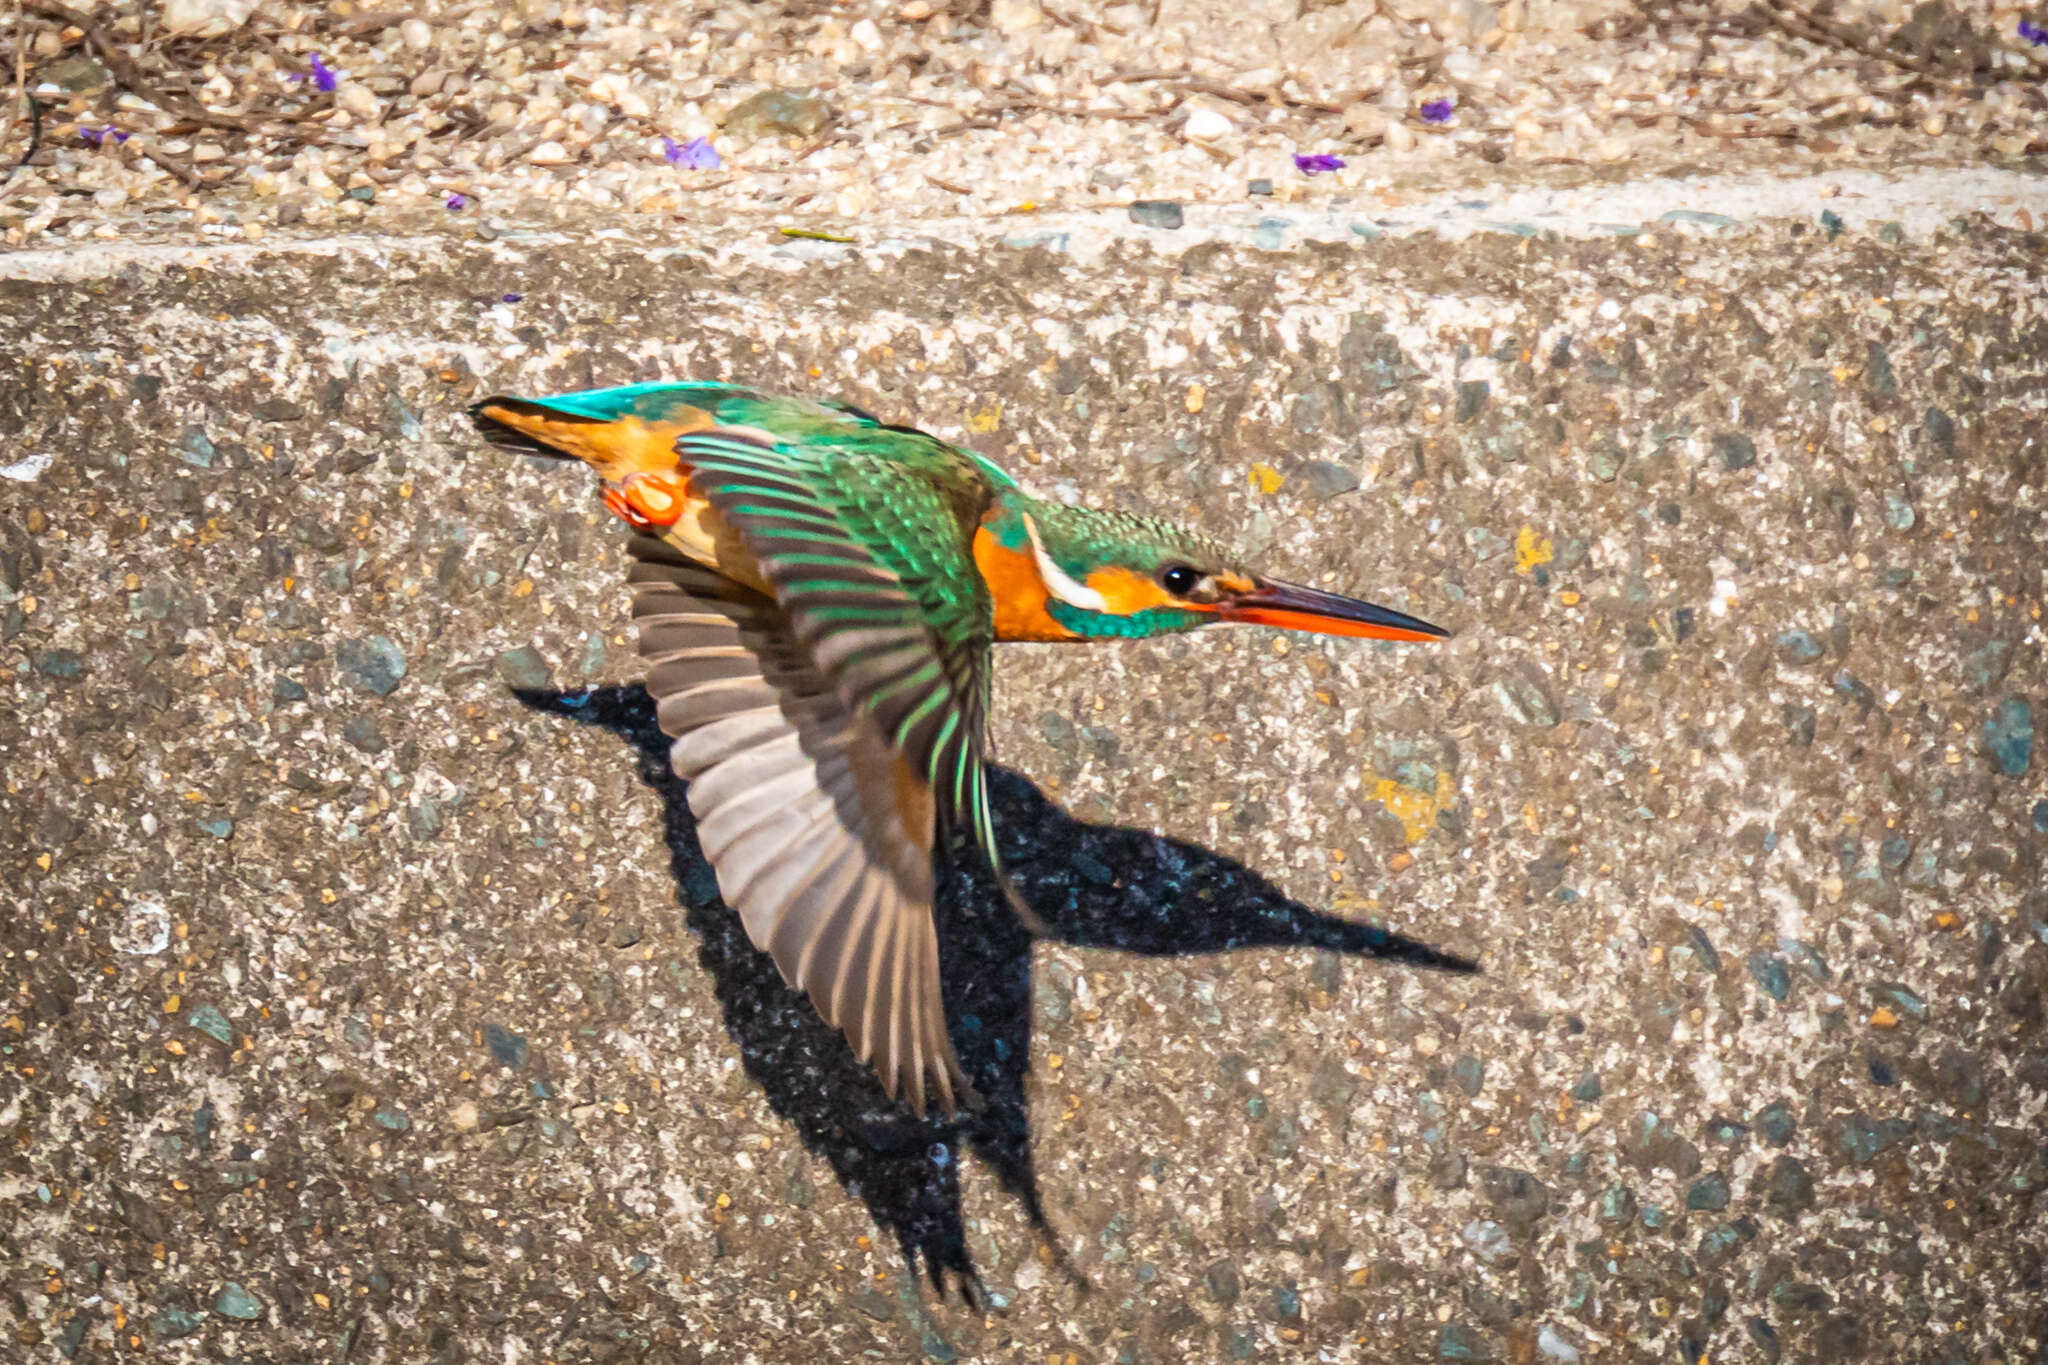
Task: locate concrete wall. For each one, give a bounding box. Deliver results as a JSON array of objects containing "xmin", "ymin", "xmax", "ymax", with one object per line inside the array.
[{"xmin": 3, "ymin": 186, "xmax": 2045, "ymax": 1361}]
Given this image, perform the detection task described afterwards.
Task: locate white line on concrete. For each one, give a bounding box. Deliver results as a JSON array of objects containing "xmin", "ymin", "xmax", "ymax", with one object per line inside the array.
[{"xmin": 1, "ymin": 166, "xmax": 2041, "ymax": 282}]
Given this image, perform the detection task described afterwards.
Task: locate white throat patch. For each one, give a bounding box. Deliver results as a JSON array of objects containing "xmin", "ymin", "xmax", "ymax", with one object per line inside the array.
[{"xmin": 1022, "ymin": 513, "xmax": 1107, "ymax": 612}]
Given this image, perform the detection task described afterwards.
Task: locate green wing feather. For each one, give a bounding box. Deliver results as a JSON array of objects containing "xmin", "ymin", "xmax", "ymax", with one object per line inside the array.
[{"xmin": 675, "ymin": 420, "xmax": 1006, "ymax": 872}]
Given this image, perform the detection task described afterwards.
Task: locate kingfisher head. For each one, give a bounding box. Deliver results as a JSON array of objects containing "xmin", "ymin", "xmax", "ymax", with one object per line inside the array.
[{"xmin": 976, "ymin": 496, "xmax": 1449, "ymax": 643}]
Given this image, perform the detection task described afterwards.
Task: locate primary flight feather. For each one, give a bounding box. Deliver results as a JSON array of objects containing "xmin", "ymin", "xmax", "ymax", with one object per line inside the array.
[{"xmin": 471, "ymin": 382, "xmax": 1447, "ymax": 1116}]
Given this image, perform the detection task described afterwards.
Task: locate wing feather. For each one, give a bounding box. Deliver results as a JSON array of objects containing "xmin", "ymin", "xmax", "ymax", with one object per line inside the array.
[
  {"xmin": 675, "ymin": 431, "xmax": 1009, "ymax": 896},
  {"xmin": 626, "ymin": 539, "xmax": 972, "ymax": 1114}
]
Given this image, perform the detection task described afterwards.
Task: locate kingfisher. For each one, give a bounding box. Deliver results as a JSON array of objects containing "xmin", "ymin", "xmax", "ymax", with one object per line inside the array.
[{"xmin": 471, "ymin": 382, "xmax": 1448, "ymax": 1117}]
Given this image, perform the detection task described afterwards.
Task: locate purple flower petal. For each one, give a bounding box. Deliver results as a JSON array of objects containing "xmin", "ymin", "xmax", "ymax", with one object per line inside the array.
[
  {"xmin": 663, "ymin": 136, "xmax": 721, "ymax": 170},
  {"xmin": 2020, "ymin": 18, "xmax": 2048, "ymax": 45},
  {"xmin": 1292, "ymin": 152, "xmax": 1347, "ymax": 176},
  {"xmin": 501, "ymin": 293, "xmax": 524, "ymax": 303},
  {"xmin": 1420, "ymin": 98, "xmax": 1455, "ymax": 125},
  {"xmin": 445, "ymin": 193, "xmax": 467, "ymax": 210},
  {"xmin": 310, "ymin": 53, "xmax": 339, "ymax": 94}
]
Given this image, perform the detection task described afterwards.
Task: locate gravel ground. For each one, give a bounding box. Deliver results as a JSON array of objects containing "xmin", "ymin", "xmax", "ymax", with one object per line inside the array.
[
  {"xmin": 1, "ymin": 0, "xmax": 2047, "ymax": 242},
  {"xmin": 2, "ymin": 189, "xmax": 2046, "ymax": 1361}
]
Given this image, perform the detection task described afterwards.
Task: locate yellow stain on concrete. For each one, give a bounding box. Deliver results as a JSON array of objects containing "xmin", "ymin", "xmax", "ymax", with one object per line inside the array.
[
  {"xmin": 1248, "ymin": 462, "xmax": 1284, "ymax": 495},
  {"xmin": 966, "ymin": 403, "xmax": 1003, "ymax": 434},
  {"xmin": 1515, "ymin": 525, "xmax": 1554, "ymax": 574},
  {"xmin": 1365, "ymin": 765, "xmax": 1458, "ymax": 844}
]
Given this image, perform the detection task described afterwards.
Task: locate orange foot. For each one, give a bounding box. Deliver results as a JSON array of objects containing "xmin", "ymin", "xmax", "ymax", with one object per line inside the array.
[{"xmin": 602, "ymin": 472, "xmax": 687, "ymax": 532}]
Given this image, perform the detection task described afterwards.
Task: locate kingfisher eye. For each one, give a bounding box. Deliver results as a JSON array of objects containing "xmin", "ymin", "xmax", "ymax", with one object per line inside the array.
[{"xmin": 1160, "ymin": 564, "xmax": 1200, "ymax": 596}]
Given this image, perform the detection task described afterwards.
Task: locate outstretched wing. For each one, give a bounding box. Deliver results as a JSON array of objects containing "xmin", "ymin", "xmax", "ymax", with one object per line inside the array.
[
  {"xmin": 629, "ymin": 538, "xmax": 974, "ymax": 1115},
  {"xmin": 670, "ymin": 424, "xmax": 1007, "ymax": 885}
]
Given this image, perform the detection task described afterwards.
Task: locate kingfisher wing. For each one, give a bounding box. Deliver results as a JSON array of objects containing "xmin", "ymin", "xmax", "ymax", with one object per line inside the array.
[
  {"xmin": 628, "ymin": 538, "xmax": 974, "ymax": 1115},
  {"xmin": 670, "ymin": 423, "xmax": 1005, "ymax": 880}
]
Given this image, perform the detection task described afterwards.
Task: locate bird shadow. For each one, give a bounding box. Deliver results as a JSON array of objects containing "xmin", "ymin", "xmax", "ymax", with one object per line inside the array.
[{"xmin": 513, "ymin": 684, "xmax": 1477, "ymax": 1308}]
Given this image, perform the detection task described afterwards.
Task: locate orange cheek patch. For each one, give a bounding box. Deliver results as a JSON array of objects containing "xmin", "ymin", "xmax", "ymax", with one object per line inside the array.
[
  {"xmin": 1084, "ymin": 566, "xmax": 1207, "ymax": 615},
  {"xmin": 973, "ymin": 528, "xmax": 1079, "ymax": 642}
]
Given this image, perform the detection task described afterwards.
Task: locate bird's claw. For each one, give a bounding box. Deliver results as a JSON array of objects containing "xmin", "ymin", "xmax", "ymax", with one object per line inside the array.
[{"xmin": 602, "ymin": 472, "xmax": 687, "ymax": 533}]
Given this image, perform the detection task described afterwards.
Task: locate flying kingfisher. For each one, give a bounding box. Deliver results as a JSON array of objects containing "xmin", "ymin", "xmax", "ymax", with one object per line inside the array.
[{"xmin": 472, "ymin": 382, "xmax": 1448, "ymax": 1117}]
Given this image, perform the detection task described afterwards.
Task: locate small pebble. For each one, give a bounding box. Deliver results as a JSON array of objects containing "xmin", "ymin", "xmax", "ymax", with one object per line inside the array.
[
  {"xmin": 1685, "ymin": 1172, "xmax": 1731, "ymax": 1211},
  {"xmin": 1183, "ymin": 106, "xmax": 1233, "ymax": 142},
  {"xmin": 1713, "ymin": 432, "xmax": 1757, "ymax": 470},
  {"xmin": 1748, "ymin": 952, "xmax": 1792, "ymax": 1002},
  {"xmin": 1765, "ymin": 1155, "xmax": 1814, "ymax": 1212},
  {"xmin": 187, "ymin": 1004, "xmax": 232, "ymax": 1046},
  {"xmin": 486, "ymin": 1023, "xmax": 530, "ymax": 1068},
  {"xmin": 1984, "ymin": 697, "xmax": 2032, "ymax": 776},
  {"xmin": 213, "ymin": 1283, "xmax": 263, "ymax": 1320},
  {"xmin": 1460, "ymin": 1219, "xmax": 1512, "ymax": 1263},
  {"xmin": 337, "ymin": 635, "xmax": 407, "ymax": 696},
  {"xmin": 1128, "ymin": 200, "xmax": 1183, "ymax": 229},
  {"xmin": 723, "ymin": 89, "xmax": 832, "ymax": 138},
  {"xmin": 496, "ymin": 646, "xmax": 551, "ymax": 691}
]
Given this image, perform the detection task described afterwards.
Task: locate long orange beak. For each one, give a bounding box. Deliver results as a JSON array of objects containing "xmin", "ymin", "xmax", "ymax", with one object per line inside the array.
[{"xmin": 1221, "ymin": 577, "xmax": 1450, "ymax": 642}]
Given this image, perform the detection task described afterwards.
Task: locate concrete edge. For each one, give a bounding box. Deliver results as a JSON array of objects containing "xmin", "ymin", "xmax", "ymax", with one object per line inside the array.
[{"xmin": 2, "ymin": 165, "xmax": 2043, "ymax": 284}]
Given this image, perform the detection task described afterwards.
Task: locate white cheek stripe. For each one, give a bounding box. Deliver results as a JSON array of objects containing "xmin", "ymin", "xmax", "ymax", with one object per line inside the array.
[{"xmin": 1022, "ymin": 513, "xmax": 1107, "ymax": 612}]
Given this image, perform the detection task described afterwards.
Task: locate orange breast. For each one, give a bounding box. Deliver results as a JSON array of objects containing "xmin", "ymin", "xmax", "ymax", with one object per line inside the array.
[{"xmin": 972, "ymin": 527, "xmax": 1078, "ymax": 642}]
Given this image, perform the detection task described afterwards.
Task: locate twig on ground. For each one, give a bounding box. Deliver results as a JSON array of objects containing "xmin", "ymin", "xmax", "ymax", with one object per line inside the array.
[
  {"xmin": 327, "ymin": 10, "xmax": 411, "ymax": 38},
  {"xmin": 1108, "ymin": 68, "xmax": 1347, "ymax": 116},
  {"xmin": 995, "ymin": 88, "xmax": 1167, "ymax": 121},
  {"xmin": 2, "ymin": 93, "xmax": 39, "ymax": 187},
  {"xmin": 136, "ymin": 137, "xmax": 205, "ymax": 188}
]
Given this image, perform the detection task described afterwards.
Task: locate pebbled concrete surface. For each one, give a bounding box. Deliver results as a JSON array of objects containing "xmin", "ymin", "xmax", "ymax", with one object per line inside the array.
[{"xmin": 3, "ymin": 189, "xmax": 2047, "ymax": 1363}]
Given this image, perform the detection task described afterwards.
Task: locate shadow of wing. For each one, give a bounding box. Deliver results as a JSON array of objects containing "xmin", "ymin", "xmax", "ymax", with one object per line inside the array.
[{"xmin": 512, "ymin": 683, "xmax": 1478, "ymax": 1305}]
